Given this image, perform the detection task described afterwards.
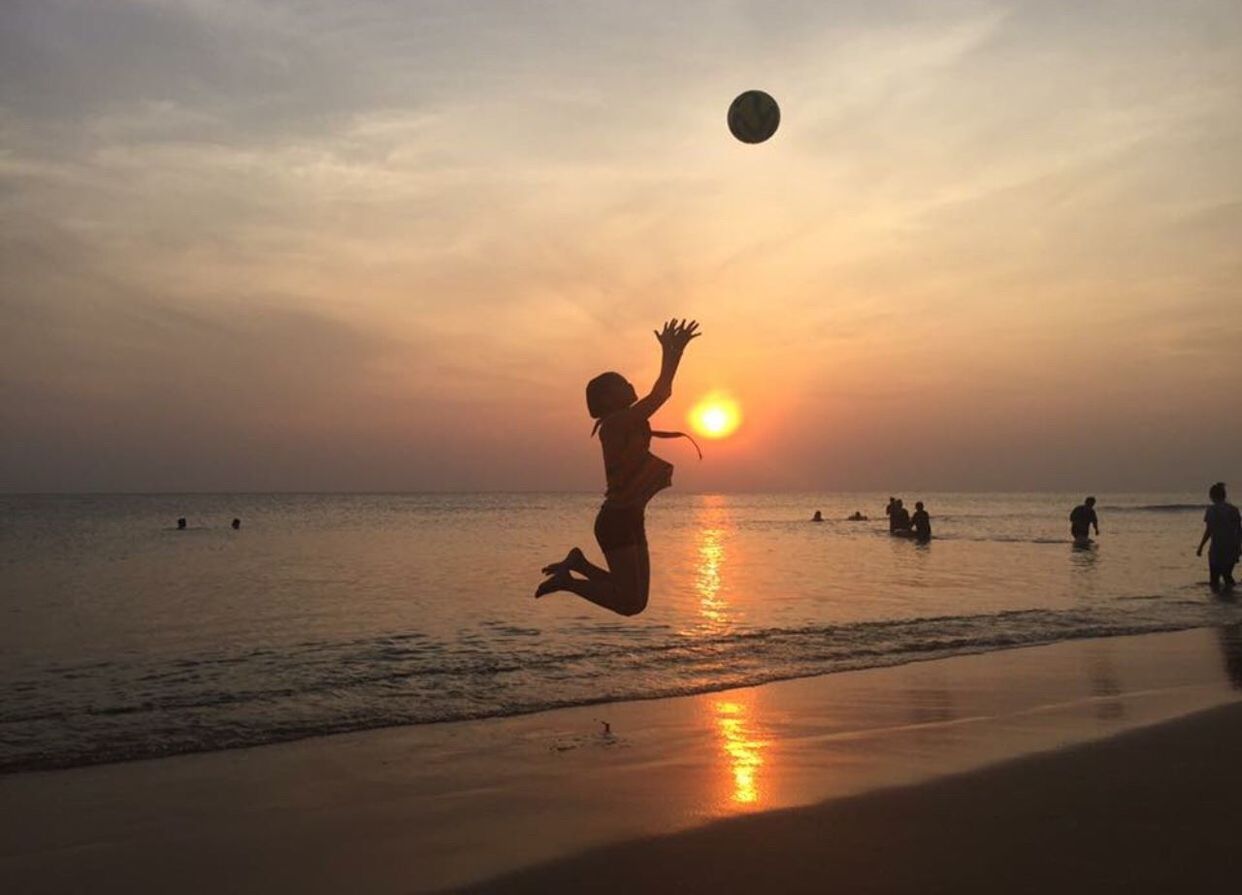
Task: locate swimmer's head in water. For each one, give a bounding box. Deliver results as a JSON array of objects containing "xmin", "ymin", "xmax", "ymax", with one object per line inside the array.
[{"xmin": 586, "ymin": 372, "xmax": 637, "ymax": 419}]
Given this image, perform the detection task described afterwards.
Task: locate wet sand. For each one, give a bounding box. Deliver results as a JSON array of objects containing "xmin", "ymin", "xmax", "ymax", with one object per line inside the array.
[
  {"xmin": 2, "ymin": 628, "xmax": 1241, "ymax": 893},
  {"xmin": 467, "ymin": 699, "xmax": 1242, "ymax": 894}
]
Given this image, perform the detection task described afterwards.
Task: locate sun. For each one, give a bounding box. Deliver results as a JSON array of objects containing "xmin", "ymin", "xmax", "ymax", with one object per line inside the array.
[{"xmin": 689, "ymin": 394, "xmax": 742, "ymax": 439}]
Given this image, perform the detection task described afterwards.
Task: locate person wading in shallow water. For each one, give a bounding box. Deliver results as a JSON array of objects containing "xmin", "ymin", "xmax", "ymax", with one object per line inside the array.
[
  {"xmin": 910, "ymin": 501, "xmax": 932, "ymax": 542},
  {"xmin": 536, "ymin": 320, "xmax": 702, "ymax": 617},
  {"xmin": 1198, "ymin": 482, "xmax": 1241, "ymax": 594},
  {"xmin": 1070, "ymin": 496, "xmax": 1099, "ymax": 547},
  {"xmin": 889, "ymin": 499, "xmax": 911, "ymax": 534}
]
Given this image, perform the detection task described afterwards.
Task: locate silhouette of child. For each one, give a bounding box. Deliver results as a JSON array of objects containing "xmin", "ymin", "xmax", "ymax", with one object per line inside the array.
[
  {"xmin": 1198, "ymin": 482, "xmax": 1241, "ymax": 593},
  {"xmin": 911, "ymin": 501, "xmax": 932, "ymax": 541},
  {"xmin": 536, "ymin": 319, "xmax": 701, "ymax": 616}
]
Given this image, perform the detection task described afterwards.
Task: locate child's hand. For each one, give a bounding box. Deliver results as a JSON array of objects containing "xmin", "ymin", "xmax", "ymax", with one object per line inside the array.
[{"xmin": 655, "ymin": 319, "xmax": 701, "ymax": 353}]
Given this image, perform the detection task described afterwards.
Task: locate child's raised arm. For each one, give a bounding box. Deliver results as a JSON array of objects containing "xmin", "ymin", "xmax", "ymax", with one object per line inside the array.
[{"xmin": 632, "ymin": 319, "xmax": 700, "ymax": 419}]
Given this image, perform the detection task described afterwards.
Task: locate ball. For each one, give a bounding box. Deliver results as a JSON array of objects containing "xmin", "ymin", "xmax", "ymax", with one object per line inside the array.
[{"xmin": 727, "ymin": 90, "xmax": 780, "ymax": 144}]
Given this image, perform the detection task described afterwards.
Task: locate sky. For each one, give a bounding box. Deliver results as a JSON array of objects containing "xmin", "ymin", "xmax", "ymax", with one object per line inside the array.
[{"xmin": 1, "ymin": 0, "xmax": 1239, "ymax": 493}]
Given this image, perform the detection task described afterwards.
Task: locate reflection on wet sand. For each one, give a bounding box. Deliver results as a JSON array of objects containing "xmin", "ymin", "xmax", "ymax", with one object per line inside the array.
[
  {"xmin": 904, "ymin": 682, "xmax": 955, "ymax": 726},
  {"xmin": 1216, "ymin": 622, "xmax": 1242, "ymax": 689},
  {"xmin": 713, "ymin": 697, "xmax": 768, "ymax": 807},
  {"xmin": 1086, "ymin": 643, "xmax": 1125, "ymax": 720}
]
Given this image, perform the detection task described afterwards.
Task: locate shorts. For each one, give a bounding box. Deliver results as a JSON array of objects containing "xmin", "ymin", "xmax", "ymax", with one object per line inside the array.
[{"xmin": 594, "ymin": 503, "xmax": 647, "ymax": 553}]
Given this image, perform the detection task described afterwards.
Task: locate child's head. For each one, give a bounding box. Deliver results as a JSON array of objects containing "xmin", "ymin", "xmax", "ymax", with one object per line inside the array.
[
  {"xmin": 1210, "ymin": 481, "xmax": 1227, "ymax": 503},
  {"xmin": 586, "ymin": 372, "xmax": 637, "ymax": 419}
]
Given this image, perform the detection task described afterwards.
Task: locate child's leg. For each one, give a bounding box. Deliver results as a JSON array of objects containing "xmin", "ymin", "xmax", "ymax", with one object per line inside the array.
[{"xmin": 535, "ymin": 544, "xmax": 650, "ymax": 616}]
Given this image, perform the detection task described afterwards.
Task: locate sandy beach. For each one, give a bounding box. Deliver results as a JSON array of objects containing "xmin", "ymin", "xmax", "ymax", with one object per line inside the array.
[
  {"xmin": 469, "ymin": 699, "xmax": 1242, "ymax": 894},
  {"xmin": 3, "ymin": 627, "xmax": 1241, "ymax": 893}
]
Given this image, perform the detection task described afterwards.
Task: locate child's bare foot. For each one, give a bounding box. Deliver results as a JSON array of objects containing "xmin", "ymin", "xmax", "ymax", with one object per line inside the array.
[
  {"xmin": 541, "ymin": 547, "xmax": 585, "ymax": 577},
  {"xmin": 535, "ymin": 569, "xmax": 573, "ymax": 599}
]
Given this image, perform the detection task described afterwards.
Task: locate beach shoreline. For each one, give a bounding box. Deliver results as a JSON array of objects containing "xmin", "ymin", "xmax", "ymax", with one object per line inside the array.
[{"xmin": 2, "ymin": 627, "xmax": 1240, "ymax": 893}]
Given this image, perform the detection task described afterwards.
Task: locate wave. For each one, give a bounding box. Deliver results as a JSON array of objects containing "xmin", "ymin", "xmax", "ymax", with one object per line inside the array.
[
  {"xmin": 1106, "ymin": 504, "xmax": 1205, "ymax": 513},
  {"xmin": 933, "ymin": 534, "xmax": 1075, "ymax": 545},
  {"xmin": 3, "ymin": 599, "xmax": 1239, "ymax": 775}
]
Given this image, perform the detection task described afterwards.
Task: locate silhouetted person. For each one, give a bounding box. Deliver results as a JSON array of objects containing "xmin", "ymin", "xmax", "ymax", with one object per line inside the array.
[
  {"xmin": 811, "ymin": 510, "xmax": 824, "ymax": 522},
  {"xmin": 1070, "ymin": 496, "xmax": 1099, "ymax": 546},
  {"xmin": 848, "ymin": 511, "xmax": 867, "ymax": 521},
  {"xmin": 885, "ymin": 497, "xmax": 896, "ymax": 523},
  {"xmin": 231, "ymin": 518, "xmax": 241, "ymax": 530},
  {"xmin": 911, "ymin": 501, "xmax": 931, "ymax": 541},
  {"xmin": 177, "ymin": 517, "xmax": 187, "ymax": 530},
  {"xmin": 536, "ymin": 320, "xmax": 701, "ymax": 616},
  {"xmin": 1198, "ymin": 482, "xmax": 1241, "ymax": 593},
  {"xmin": 890, "ymin": 499, "xmax": 911, "ymax": 533}
]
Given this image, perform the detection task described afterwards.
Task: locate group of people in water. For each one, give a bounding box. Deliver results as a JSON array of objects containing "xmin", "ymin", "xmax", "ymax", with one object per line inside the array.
[
  {"xmin": 176, "ymin": 517, "xmax": 242, "ymax": 530},
  {"xmin": 814, "ymin": 487, "xmax": 1239, "ymax": 596},
  {"xmin": 1067, "ymin": 487, "xmax": 1240, "ymax": 595},
  {"xmin": 811, "ymin": 500, "xmax": 932, "ymax": 543},
  {"xmin": 885, "ymin": 498, "xmax": 932, "ymax": 541},
  {"xmin": 812, "ymin": 509, "xmax": 870, "ymax": 523}
]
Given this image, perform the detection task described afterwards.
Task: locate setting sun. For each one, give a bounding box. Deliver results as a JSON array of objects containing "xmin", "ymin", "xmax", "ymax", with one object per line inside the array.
[{"xmin": 689, "ymin": 395, "xmax": 742, "ymax": 440}]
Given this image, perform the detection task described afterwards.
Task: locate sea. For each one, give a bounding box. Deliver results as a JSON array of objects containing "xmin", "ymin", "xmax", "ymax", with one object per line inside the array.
[{"xmin": 2, "ymin": 492, "xmax": 1237, "ymax": 774}]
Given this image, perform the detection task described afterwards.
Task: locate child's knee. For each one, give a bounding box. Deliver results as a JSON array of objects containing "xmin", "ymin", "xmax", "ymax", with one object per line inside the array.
[{"xmin": 617, "ymin": 594, "xmax": 648, "ymax": 617}]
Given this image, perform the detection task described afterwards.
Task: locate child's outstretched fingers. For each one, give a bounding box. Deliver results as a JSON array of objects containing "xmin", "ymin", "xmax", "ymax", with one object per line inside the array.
[{"xmin": 656, "ymin": 318, "xmax": 701, "ymax": 352}]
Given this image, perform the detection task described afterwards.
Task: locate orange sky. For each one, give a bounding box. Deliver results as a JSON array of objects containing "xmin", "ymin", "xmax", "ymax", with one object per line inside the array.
[{"xmin": 1, "ymin": 1, "xmax": 1239, "ymax": 492}]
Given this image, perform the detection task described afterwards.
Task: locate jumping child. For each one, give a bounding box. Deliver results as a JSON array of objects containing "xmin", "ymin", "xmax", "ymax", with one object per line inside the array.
[{"xmin": 536, "ymin": 319, "xmax": 701, "ymax": 616}]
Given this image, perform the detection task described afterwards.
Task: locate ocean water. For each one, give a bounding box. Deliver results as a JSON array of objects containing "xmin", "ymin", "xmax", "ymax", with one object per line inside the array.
[{"xmin": 1, "ymin": 492, "xmax": 1237, "ymax": 773}]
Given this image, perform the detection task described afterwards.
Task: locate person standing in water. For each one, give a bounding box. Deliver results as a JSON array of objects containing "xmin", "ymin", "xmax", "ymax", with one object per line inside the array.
[
  {"xmin": 1198, "ymin": 482, "xmax": 1241, "ymax": 593},
  {"xmin": 889, "ymin": 499, "xmax": 911, "ymax": 533},
  {"xmin": 1070, "ymin": 496, "xmax": 1099, "ymax": 546},
  {"xmin": 910, "ymin": 501, "xmax": 932, "ymax": 542},
  {"xmin": 536, "ymin": 319, "xmax": 701, "ymax": 616}
]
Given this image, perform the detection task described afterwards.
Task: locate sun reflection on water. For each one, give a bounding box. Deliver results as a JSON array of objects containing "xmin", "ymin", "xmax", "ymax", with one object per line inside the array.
[{"xmin": 697, "ymin": 526, "xmax": 727, "ymax": 627}]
